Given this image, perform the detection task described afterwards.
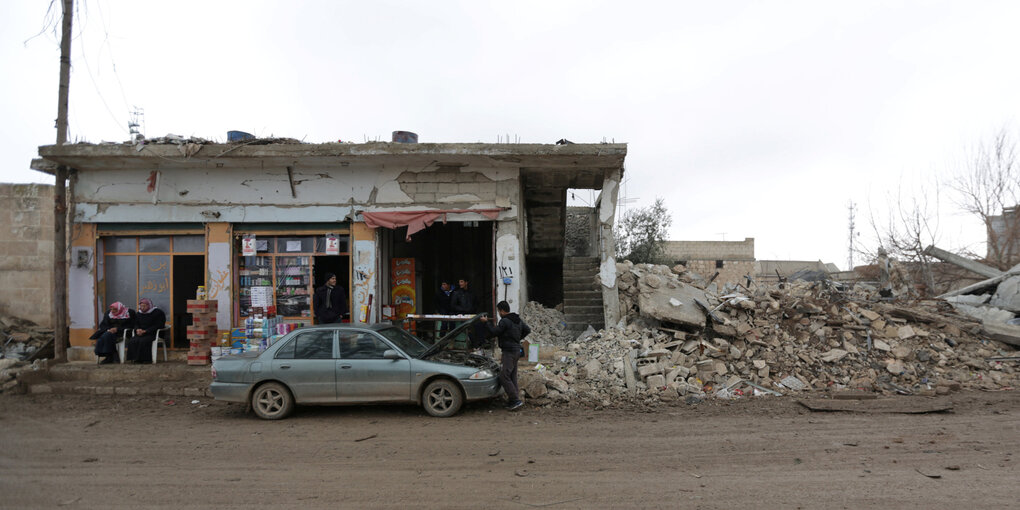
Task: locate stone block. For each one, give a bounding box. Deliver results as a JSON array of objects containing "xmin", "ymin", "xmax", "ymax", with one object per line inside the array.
[
  {"xmin": 95, "ymin": 386, "xmax": 114, "ymax": 395},
  {"xmin": 645, "ymin": 374, "xmax": 666, "ymax": 389},
  {"xmin": 184, "ymin": 387, "xmax": 204, "ymax": 397},
  {"xmin": 116, "ymin": 386, "xmax": 139, "ymax": 396},
  {"xmin": 29, "ymin": 384, "xmax": 52, "ymax": 394}
]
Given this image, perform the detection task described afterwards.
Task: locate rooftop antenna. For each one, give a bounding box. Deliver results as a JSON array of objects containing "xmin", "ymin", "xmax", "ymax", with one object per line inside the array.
[
  {"xmin": 128, "ymin": 107, "xmax": 145, "ymax": 142},
  {"xmin": 616, "ymin": 176, "xmax": 638, "ymax": 216}
]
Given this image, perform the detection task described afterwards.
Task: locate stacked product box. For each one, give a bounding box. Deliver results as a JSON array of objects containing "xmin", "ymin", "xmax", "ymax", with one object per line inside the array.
[{"xmin": 186, "ymin": 299, "xmax": 218, "ymax": 365}]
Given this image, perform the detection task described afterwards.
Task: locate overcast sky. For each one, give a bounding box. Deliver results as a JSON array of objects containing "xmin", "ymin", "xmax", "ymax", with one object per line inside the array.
[{"xmin": 3, "ymin": 0, "xmax": 1019, "ymax": 270}]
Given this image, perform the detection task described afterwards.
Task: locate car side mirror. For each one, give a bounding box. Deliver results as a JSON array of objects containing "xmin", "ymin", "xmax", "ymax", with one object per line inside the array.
[{"xmin": 382, "ymin": 349, "xmax": 403, "ymax": 360}]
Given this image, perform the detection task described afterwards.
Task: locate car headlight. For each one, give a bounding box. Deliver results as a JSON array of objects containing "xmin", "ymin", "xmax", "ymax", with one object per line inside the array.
[{"xmin": 469, "ymin": 369, "xmax": 494, "ymax": 380}]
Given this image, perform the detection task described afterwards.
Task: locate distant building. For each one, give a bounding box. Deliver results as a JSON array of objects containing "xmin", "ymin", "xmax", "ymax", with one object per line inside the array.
[
  {"xmin": 664, "ymin": 238, "xmax": 755, "ymax": 287},
  {"xmin": 987, "ymin": 205, "xmax": 1019, "ymax": 268}
]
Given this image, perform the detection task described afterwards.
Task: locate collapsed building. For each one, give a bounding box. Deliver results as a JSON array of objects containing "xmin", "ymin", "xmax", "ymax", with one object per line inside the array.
[
  {"xmin": 31, "ymin": 135, "xmax": 626, "ymax": 360},
  {"xmin": 515, "ymin": 259, "xmax": 1020, "ymax": 407}
]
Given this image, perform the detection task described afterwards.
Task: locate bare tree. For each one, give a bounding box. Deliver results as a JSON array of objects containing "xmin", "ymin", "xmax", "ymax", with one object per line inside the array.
[
  {"xmin": 862, "ymin": 179, "xmax": 942, "ymax": 295},
  {"xmin": 949, "ymin": 128, "xmax": 1020, "ymax": 270}
]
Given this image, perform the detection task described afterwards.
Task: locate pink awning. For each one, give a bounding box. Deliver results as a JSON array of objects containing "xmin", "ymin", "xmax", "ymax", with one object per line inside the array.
[{"xmin": 361, "ymin": 209, "xmax": 503, "ymax": 241}]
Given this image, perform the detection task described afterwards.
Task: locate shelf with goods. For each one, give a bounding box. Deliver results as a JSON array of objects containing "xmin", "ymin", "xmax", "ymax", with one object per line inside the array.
[
  {"xmin": 237, "ymin": 255, "xmax": 274, "ymax": 318},
  {"xmin": 275, "ymin": 256, "xmax": 312, "ymax": 318}
]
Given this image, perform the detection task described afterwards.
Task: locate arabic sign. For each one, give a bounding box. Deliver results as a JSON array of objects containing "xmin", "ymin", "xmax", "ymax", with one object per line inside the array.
[
  {"xmin": 390, "ymin": 257, "xmax": 416, "ymax": 319},
  {"xmin": 139, "ymin": 255, "xmax": 170, "ymax": 311},
  {"xmin": 242, "ymin": 235, "xmax": 256, "ymax": 257},
  {"xmin": 325, "ymin": 235, "xmax": 340, "ymax": 255}
]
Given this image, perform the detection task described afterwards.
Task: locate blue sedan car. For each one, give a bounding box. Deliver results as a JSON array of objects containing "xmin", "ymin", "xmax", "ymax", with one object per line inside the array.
[{"xmin": 210, "ymin": 315, "xmax": 501, "ymax": 419}]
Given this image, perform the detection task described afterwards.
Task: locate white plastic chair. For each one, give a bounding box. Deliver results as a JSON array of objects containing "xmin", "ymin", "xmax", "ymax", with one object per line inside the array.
[{"xmin": 116, "ymin": 327, "xmax": 170, "ymax": 364}]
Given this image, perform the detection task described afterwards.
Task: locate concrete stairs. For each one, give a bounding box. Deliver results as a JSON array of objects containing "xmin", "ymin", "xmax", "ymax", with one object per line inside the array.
[
  {"xmin": 20, "ymin": 361, "xmax": 214, "ymax": 398},
  {"xmin": 562, "ymin": 256, "xmax": 604, "ymax": 333}
]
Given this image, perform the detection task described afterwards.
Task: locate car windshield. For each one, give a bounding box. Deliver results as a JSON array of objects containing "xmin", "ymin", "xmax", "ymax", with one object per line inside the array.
[{"xmin": 375, "ymin": 326, "xmax": 429, "ymax": 358}]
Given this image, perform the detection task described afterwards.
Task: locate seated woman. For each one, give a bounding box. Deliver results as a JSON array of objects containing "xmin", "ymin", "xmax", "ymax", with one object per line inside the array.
[
  {"xmin": 125, "ymin": 298, "xmax": 167, "ymax": 364},
  {"xmin": 90, "ymin": 302, "xmax": 135, "ymax": 364}
]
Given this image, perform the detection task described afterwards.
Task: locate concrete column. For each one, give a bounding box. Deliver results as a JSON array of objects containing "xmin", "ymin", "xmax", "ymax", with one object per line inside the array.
[
  {"xmin": 923, "ymin": 245, "xmax": 1003, "ymax": 279},
  {"xmin": 352, "ymin": 222, "xmax": 378, "ymax": 322},
  {"xmin": 495, "ymin": 219, "xmax": 524, "ymax": 311},
  {"xmin": 68, "ymin": 222, "xmax": 96, "ymax": 347},
  {"xmin": 598, "ymin": 169, "xmax": 622, "ymax": 327},
  {"xmin": 205, "ymin": 222, "xmax": 233, "ymax": 330}
]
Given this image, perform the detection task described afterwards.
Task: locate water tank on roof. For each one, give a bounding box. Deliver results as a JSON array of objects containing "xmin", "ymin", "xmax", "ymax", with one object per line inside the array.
[
  {"xmin": 392, "ymin": 131, "xmax": 418, "ymax": 143},
  {"xmin": 227, "ymin": 130, "xmax": 255, "ymax": 142}
]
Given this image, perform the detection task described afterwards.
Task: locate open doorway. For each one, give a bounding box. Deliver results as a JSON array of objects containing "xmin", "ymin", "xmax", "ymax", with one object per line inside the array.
[
  {"xmin": 384, "ymin": 222, "xmax": 494, "ymax": 317},
  {"xmin": 312, "ymin": 256, "xmax": 351, "ymax": 323},
  {"xmin": 172, "ymin": 255, "xmax": 204, "ymax": 348}
]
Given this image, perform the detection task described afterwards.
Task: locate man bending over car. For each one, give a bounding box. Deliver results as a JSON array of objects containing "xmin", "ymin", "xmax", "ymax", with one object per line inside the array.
[{"xmin": 481, "ymin": 301, "xmax": 530, "ymax": 411}]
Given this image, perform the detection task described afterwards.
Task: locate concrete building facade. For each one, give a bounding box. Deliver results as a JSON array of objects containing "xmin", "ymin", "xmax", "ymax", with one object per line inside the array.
[{"xmin": 34, "ymin": 140, "xmax": 625, "ymax": 356}]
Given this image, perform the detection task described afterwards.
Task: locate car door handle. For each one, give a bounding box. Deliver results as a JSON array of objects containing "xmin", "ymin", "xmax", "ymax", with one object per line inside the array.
[
  {"xmin": 340, "ymin": 365, "xmax": 352, "ymax": 369},
  {"xmin": 279, "ymin": 365, "xmax": 290, "ymax": 369}
]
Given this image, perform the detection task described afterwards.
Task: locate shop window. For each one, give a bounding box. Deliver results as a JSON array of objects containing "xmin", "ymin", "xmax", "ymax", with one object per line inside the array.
[
  {"xmin": 105, "ymin": 236, "xmax": 137, "ymax": 253},
  {"xmin": 173, "ymin": 235, "xmax": 205, "ymax": 252},
  {"xmin": 140, "ymin": 237, "xmax": 171, "ymax": 253},
  {"xmin": 100, "ymin": 234, "xmax": 204, "ymax": 339},
  {"xmin": 235, "ymin": 234, "xmax": 350, "ymax": 320}
]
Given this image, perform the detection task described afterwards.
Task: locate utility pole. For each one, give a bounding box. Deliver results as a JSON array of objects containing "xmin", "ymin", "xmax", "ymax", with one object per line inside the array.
[{"xmin": 53, "ymin": 0, "xmax": 73, "ymax": 362}]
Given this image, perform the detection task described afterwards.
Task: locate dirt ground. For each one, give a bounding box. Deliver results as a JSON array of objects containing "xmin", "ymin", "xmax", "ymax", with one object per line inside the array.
[{"xmin": 0, "ymin": 390, "xmax": 1017, "ymax": 509}]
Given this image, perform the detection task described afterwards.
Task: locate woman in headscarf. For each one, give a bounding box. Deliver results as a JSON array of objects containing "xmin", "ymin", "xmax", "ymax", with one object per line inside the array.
[
  {"xmin": 125, "ymin": 298, "xmax": 167, "ymax": 363},
  {"xmin": 90, "ymin": 302, "xmax": 136, "ymax": 364}
]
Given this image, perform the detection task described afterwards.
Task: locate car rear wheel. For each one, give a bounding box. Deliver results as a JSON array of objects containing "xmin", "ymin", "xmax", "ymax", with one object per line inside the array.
[
  {"xmin": 251, "ymin": 382, "xmax": 294, "ymax": 420},
  {"xmin": 423, "ymin": 379, "xmax": 463, "ymax": 417}
]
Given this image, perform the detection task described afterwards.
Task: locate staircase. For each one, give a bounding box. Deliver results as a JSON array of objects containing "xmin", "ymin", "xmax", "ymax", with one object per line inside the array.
[{"xmin": 562, "ymin": 257, "xmax": 605, "ymax": 333}]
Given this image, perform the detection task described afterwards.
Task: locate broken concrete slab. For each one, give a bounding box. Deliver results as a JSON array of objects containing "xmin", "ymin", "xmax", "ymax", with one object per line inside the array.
[
  {"xmin": 989, "ymin": 275, "xmax": 1020, "ymax": 312},
  {"xmin": 636, "ymin": 280, "xmax": 708, "ymax": 327},
  {"xmin": 980, "ymin": 321, "xmax": 1020, "ymax": 347}
]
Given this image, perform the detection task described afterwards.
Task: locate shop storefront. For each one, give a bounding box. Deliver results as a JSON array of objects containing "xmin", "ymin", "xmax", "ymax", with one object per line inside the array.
[
  {"xmin": 231, "ymin": 226, "xmax": 351, "ymax": 323},
  {"xmin": 95, "ymin": 226, "xmax": 205, "ymax": 348}
]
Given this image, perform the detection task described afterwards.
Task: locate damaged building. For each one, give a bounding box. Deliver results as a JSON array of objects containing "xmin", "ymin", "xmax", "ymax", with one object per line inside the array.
[{"xmin": 32, "ymin": 137, "xmax": 626, "ymax": 359}]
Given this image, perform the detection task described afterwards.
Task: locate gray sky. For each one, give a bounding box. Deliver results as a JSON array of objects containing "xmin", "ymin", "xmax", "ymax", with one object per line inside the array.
[{"xmin": 4, "ymin": 0, "xmax": 1019, "ymax": 269}]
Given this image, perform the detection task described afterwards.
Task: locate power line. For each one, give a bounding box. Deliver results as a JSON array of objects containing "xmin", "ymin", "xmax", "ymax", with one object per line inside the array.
[{"xmin": 73, "ymin": 0, "xmax": 129, "ymax": 135}]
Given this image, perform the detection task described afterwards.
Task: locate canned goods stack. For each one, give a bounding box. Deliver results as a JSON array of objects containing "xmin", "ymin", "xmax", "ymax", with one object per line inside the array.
[{"xmin": 185, "ymin": 298, "xmax": 218, "ymax": 365}]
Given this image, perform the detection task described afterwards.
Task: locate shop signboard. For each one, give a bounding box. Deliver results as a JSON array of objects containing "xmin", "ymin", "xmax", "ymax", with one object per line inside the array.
[
  {"xmin": 390, "ymin": 258, "xmax": 416, "ymax": 319},
  {"xmin": 241, "ymin": 235, "xmax": 257, "ymax": 257}
]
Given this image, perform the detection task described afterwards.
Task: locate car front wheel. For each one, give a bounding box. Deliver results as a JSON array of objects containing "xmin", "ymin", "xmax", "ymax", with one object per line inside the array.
[
  {"xmin": 423, "ymin": 379, "xmax": 463, "ymax": 417},
  {"xmin": 251, "ymin": 382, "xmax": 294, "ymax": 420}
]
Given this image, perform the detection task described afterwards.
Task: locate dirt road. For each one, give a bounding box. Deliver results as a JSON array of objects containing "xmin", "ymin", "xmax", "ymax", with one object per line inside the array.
[{"xmin": 0, "ymin": 391, "xmax": 1017, "ymax": 509}]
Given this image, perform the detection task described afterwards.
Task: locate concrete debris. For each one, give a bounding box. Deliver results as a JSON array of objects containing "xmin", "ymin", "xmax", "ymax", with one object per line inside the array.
[
  {"xmin": 520, "ymin": 301, "xmax": 573, "ymax": 347},
  {"xmin": 2, "ymin": 314, "xmax": 54, "ymax": 362},
  {"xmin": 518, "ymin": 261, "xmax": 1019, "ymax": 409}
]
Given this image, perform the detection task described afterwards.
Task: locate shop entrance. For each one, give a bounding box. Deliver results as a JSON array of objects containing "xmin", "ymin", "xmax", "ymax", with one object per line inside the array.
[
  {"xmin": 383, "ymin": 222, "xmax": 494, "ymax": 318},
  {"xmin": 172, "ymin": 255, "xmax": 204, "ymax": 348},
  {"xmin": 311, "ymin": 256, "xmax": 351, "ymax": 322}
]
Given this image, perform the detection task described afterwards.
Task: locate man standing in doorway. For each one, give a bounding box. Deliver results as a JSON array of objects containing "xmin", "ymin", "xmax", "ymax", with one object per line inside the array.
[
  {"xmin": 313, "ymin": 272, "xmax": 347, "ymax": 324},
  {"xmin": 436, "ymin": 281, "xmax": 454, "ymax": 335},
  {"xmin": 481, "ymin": 300, "xmax": 530, "ymax": 411},
  {"xmin": 450, "ymin": 278, "xmax": 477, "ymax": 315},
  {"xmin": 451, "ymin": 278, "xmax": 483, "ymax": 348}
]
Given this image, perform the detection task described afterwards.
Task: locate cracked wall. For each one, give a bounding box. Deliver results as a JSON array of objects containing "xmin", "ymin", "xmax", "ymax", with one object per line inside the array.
[{"xmin": 73, "ymin": 164, "xmax": 520, "ymax": 223}]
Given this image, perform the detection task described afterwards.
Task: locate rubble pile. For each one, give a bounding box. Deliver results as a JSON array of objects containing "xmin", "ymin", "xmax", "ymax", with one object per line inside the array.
[
  {"xmin": 0, "ymin": 358, "xmax": 47, "ymax": 394},
  {"xmin": 520, "ymin": 301, "xmax": 573, "ymax": 347},
  {"xmin": 519, "ymin": 261, "xmax": 1019, "ymax": 407},
  {"xmin": 1, "ymin": 314, "xmax": 53, "ymax": 362}
]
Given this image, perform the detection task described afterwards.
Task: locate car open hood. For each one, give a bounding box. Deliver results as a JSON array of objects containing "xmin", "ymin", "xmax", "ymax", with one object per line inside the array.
[{"xmin": 419, "ymin": 313, "xmax": 485, "ymax": 359}]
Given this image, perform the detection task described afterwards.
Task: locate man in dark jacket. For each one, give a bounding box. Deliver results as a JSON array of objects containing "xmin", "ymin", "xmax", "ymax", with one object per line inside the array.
[
  {"xmin": 435, "ymin": 281, "xmax": 454, "ymax": 335},
  {"xmin": 481, "ymin": 300, "xmax": 530, "ymax": 411},
  {"xmin": 451, "ymin": 278, "xmax": 485, "ymax": 348},
  {"xmin": 313, "ymin": 273, "xmax": 347, "ymax": 324}
]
